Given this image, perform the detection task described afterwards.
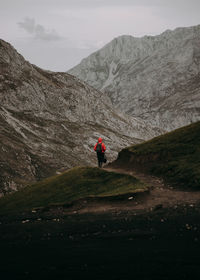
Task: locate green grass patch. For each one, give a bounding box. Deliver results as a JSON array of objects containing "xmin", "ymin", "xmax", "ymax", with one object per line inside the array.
[
  {"xmin": 119, "ymin": 121, "xmax": 200, "ymax": 189},
  {"xmin": 0, "ymin": 167, "xmax": 146, "ymax": 215}
]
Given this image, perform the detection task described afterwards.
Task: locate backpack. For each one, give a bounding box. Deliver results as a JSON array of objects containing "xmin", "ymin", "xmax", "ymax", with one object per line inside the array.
[{"xmin": 96, "ymin": 143, "xmax": 102, "ymax": 153}]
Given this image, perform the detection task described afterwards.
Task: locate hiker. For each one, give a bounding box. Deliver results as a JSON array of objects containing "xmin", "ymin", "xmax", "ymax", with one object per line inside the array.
[{"xmin": 94, "ymin": 137, "xmax": 106, "ymax": 168}]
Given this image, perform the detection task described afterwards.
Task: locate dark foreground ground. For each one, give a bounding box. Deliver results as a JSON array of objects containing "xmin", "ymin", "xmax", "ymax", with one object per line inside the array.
[{"xmin": 1, "ymin": 203, "xmax": 200, "ymax": 280}]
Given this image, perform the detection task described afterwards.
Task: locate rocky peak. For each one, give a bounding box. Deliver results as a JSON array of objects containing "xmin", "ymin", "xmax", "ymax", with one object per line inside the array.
[{"xmin": 68, "ymin": 25, "xmax": 200, "ymax": 131}]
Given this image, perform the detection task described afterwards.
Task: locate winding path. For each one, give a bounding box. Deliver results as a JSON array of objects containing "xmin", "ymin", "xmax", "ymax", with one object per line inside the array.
[
  {"xmin": 105, "ymin": 167, "xmax": 200, "ymax": 210},
  {"xmin": 65, "ymin": 167, "xmax": 200, "ymax": 215}
]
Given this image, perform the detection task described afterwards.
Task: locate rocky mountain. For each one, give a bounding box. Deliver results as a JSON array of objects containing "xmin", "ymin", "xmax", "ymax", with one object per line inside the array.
[
  {"xmin": 0, "ymin": 39, "xmax": 163, "ymax": 194},
  {"xmin": 69, "ymin": 25, "xmax": 200, "ymax": 131}
]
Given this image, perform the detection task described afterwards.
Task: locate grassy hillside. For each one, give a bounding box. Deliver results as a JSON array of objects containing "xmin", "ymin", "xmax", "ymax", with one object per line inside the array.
[
  {"xmin": 0, "ymin": 167, "xmax": 146, "ymax": 215},
  {"xmin": 113, "ymin": 121, "xmax": 200, "ymax": 189}
]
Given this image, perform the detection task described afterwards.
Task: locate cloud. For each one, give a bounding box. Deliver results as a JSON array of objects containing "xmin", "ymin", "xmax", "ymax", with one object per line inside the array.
[{"xmin": 18, "ymin": 17, "xmax": 62, "ymax": 41}]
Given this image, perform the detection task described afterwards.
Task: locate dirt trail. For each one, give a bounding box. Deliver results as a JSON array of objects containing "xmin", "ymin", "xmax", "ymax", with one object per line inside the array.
[
  {"xmin": 105, "ymin": 167, "xmax": 200, "ymax": 210},
  {"xmin": 63, "ymin": 166, "xmax": 200, "ymax": 215}
]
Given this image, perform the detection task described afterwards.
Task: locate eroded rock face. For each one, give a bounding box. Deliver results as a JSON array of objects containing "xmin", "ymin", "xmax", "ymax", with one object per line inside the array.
[
  {"xmin": 69, "ymin": 25, "xmax": 200, "ymax": 131},
  {"xmin": 0, "ymin": 39, "xmax": 162, "ymax": 193}
]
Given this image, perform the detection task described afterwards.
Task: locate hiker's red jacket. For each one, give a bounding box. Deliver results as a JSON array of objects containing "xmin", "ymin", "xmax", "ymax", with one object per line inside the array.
[{"xmin": 94, "ymin": 137, "xmax": 106, "ymax": 153}]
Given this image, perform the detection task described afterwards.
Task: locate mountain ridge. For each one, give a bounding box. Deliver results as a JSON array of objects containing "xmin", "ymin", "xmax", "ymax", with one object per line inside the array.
[
  {"xmin": 0, "ymin": 39, "xmax": 162, "ymax": 193},
  {"xmin": 69, "ymin": 24, "xmax": 200, "ymax": 131}
]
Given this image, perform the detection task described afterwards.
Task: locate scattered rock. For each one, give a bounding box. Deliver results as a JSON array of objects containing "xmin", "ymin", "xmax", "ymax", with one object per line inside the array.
[
  {"xmin": 22, "ymin": 219, "xmax": 30, "ymax": 224},
  {"xmin": 185, "ymin": 224, "xmax": 191, "ymax": 230},
  {"xmin": 53, "ymin": 218, "xmax": 60, "ymax": 222}
]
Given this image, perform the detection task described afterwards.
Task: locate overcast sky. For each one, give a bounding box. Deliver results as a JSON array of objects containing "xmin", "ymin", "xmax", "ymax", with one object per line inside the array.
[{"xmin": 1, "ymin": 0, "xmax": 200, "ymax": 71}]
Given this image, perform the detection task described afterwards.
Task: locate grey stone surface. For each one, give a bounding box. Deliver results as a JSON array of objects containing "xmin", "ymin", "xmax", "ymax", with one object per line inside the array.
[
  {"xmin": 0, "ymin": 39, "xmax": 162, "ymax": 193},
  {"xmin": 69, "ymin": 25, "xmax": 200, "ymax": 131}
]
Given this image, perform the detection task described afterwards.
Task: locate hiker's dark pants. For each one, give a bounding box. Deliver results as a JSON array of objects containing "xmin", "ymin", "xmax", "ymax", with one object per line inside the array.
[{"xmin": 97, "ymin": 152, "xmax": 104, "ymax": 168}]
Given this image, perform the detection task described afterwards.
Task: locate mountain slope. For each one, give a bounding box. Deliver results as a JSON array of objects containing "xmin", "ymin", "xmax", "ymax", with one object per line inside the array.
[
  {"xmin": 110, "ymin": 121, "xmax": 200, "ymax": 189},
  {"xmin": 69, "ymin": 25, "xmax": 200, "ymax": 131},
  {"xmin": 0, "ymin": 39, "xmax": 163, "ymax": 193}
]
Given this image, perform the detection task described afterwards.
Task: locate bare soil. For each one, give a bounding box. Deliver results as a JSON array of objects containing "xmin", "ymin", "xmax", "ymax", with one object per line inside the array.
[
  {"xmin": 105, "ymin": 167, "xmax": 200, "ymax": 209},
  {"xmin": 60, "ymin": 166, "xmax": 200, "ymax": 215}
]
